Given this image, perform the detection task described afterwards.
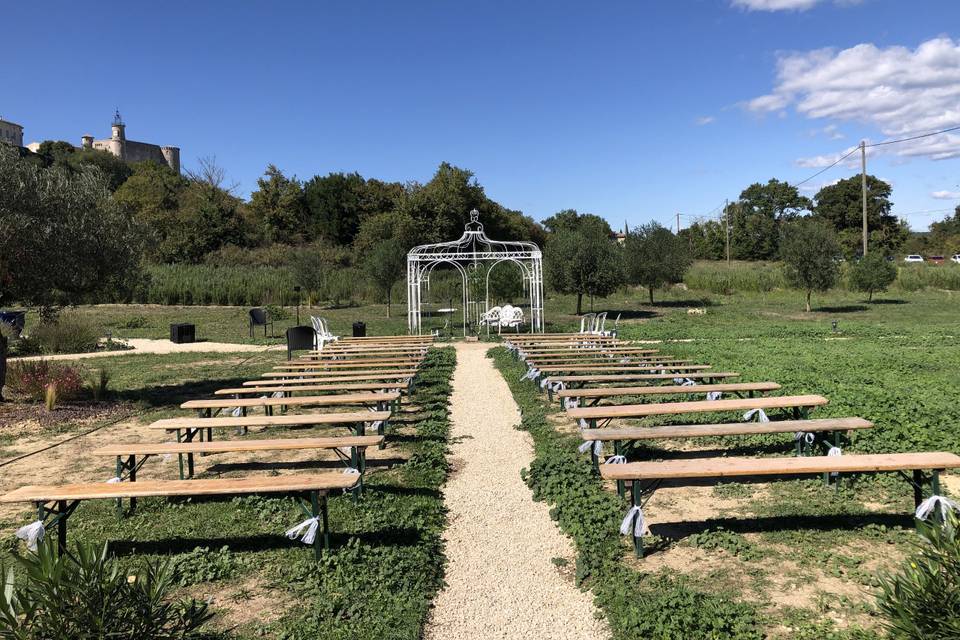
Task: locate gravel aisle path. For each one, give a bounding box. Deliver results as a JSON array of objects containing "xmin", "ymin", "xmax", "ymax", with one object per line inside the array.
[{"xmin": 424, "ymin": 342, "xmax": 608, "ymax": 640}]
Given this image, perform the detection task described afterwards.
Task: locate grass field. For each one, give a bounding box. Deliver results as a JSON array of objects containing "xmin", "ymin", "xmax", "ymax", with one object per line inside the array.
[{"xmin": 2, "ymin": 285, "xmax": 958, "ymax": 637}]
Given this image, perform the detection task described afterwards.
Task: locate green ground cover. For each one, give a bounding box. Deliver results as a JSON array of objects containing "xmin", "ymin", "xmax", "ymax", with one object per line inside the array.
[
  {"xmin": 0, "ymin": 348, "xmax": 455, "ymax": 639},
  {"xmin": 490, "ymin": 286, "xmax": 960, "ymax": 638}
]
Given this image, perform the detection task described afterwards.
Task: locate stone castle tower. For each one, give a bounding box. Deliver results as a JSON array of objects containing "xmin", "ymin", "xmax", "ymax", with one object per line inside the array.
[{"xmin": 82, "ymin": 110, "xmax": 180, "ymax": 173}]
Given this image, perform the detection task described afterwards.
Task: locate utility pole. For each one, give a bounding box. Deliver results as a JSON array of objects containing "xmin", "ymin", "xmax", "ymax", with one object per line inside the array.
[
  {"xmin": 861, "ymin": 140, "xmax": 868, "ymax": 256},
  {"xmin": 724, "ymin": 199, "xmax": 731, "ymax": 264},
  {"xmin": 676, "ymin": 212, "xmax": 681, "ymax": 234}
]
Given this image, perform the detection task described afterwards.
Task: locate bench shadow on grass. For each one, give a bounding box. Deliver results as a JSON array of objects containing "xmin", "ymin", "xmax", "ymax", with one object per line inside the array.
[
  {"xmin": 115, "ymin": 377, "xmax": 253, "ymax": 409},
  {"xmin": 815, "ymin": 304, "xmax": 869, "ymax": 313},
  {"xmin": 204, "ymin": 457, "xmax": 408, "ymax": 474},
  {"xmin": 645, "ymin": 511, "xmax": 914, "ymax": 555}
]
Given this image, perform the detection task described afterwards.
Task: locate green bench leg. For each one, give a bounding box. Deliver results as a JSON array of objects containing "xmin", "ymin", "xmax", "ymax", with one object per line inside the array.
[
  {"xmin": 307, "ymin": 491, "xmax": 330, "ymax": 562},
  {"xmin": 630, "ymin": 480, "xmax": 643, "ymax": 558},
  {"xmin": 614, "ymin": 440, "xmax": 625, "ymax": 498}
]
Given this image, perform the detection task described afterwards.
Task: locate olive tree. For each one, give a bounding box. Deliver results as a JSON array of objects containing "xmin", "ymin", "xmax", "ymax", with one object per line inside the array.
[
  {"xmin": 545, "ymin": 229, "xmax": 623, "ymax": 314},
  {"xmin": 623, "ymin": 222, "xmax": 692, "ymax": 304},
  {"xmin": 848, "ymin": 252, "xmax": 897, "ymax": 302},
  {"xmin": 780, "ymin": 219, "xmax": 841, "ymax": 312},
  {"xmin": 0, "ymin": 148, "xmax": 143, "ymax": 399}
]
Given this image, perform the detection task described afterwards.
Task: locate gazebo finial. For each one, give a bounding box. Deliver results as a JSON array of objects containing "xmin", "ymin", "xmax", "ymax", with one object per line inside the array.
[{"xmin": 469, "ymin": 209, "xmax": 480, "ymax": 224}]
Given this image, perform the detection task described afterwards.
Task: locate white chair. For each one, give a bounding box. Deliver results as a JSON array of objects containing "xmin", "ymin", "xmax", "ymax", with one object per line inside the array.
[
  {"xmin": 593, "ymin": 312, "xmax": 608, "ymax": 336},
  {"xmin": 311, "ymin": 316, "xmax": 339, "ymax": 350},
  {"xmin": 603, "ymin": 313, "xmax": 621, "ymax": 337},
  {"xmin": 480, "ymin": 306, "xmax": 502, "ymax": 327},
  {"xmin": 579, "ymin": 313, "xmax": 596, "ymax": 334},
  {"xmin": 499, "ymin": 306, "xmax": 524, "ymax": 334}
]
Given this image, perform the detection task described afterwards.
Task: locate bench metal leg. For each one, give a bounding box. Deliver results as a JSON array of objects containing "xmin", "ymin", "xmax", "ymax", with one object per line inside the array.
[
  {"xmin": 36, "ymin": 500, "xmax": 80, "ymax": 556},
  {"xmin": 630, "ymin": 481, "xmax": 643, "ymax": 558},
  {"xmin": 614, "ymin": 440, "xmax": 625, "ymax": 497}
]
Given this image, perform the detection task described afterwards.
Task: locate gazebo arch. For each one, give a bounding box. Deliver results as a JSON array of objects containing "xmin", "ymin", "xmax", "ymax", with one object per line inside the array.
[{"xmin": 406, "ymin": 209, "xmax": 545, "ymax": 335}]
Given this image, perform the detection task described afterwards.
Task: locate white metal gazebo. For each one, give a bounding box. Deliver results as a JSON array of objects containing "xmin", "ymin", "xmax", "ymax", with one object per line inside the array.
[{"xmin": 406, "ymin": 209, "xmax": 545, "ymax": 336}]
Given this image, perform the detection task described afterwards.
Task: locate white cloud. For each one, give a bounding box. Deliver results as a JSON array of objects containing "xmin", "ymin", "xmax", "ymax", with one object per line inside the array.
[
  {"xmin": 932, "ymin": 190, "xmax": 960, "ymax": 200},
  {"xmin": 695, "ymin": 116, "xmax": 716, "ymax": 126},
  {"xmin": 731, "ymin": 0, "xmax": 861, "ymax": 11},
  {"xmin": 732, "ymin": 0, "xmax": 822, "ymax": 10},
  {"xmin": 748, "ymin": 37, "xmax": 960, "ymax": 162}
]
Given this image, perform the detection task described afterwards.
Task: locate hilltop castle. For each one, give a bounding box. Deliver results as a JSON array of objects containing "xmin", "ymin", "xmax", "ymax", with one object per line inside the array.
[{"xmin": 25, "ymin": 110, "xmax": 180, "ymax": 173}]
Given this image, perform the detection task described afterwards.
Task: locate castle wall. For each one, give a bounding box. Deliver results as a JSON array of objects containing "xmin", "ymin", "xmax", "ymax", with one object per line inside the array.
[{"xmin": 0, "ymin": 120, "xmax": 24, "ymax": 147}]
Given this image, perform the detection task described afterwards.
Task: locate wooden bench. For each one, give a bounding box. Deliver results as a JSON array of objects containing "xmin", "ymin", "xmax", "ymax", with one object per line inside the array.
[
  {"xmin": 600, "ymin": 452, "xmax": 960, "ymax": 557},
  {"xmin": 569, "ymin": 394, "xmax": 829, "ymax": 428},
  {"xmin": 181, "ymin": 391, "xmax": 400, "ymax": 417},
  {"xmin": 558, "ymin": 382, "xmax": 781, "ymax": 408},
  {"xmin": 581, "ymin": 416, "xmax": 872, "ymax": 491},
  {"xmin": 1, "ymin": 473, "xmax": 358, "ymax": 559},
  {"xmin": 245, "ymin": 373, "xmax": 415, "ymax": 386},
  {"xmin": 260, "ymin": 368, "xmax": 417, "ymax": 379},
  {"xmin": 544, "ymin": 372, "xmax": 741, "ymax": 401},
  {"xmin": 148, "ymin": 410, "xmax": 391, "ymax": 477},
  {"xmin": 214, "ymin": 382, "xmax": 407, "ymax": 397},
  {"xmin": 95, "ymin": 435, "xmax": 383, "ymax": 499},
  {"xmin": 276, "ymin": 359, "xmax": 422, "ymax": 371}
]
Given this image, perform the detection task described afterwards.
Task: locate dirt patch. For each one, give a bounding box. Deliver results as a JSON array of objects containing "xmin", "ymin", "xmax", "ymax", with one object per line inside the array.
[
  {"xmin": 191, "ymin": 576, "xmax": 293, "ymax": 631},
  {"xmin": 0, "ymin": 400, "xmax": 132, "ymax": 436}
]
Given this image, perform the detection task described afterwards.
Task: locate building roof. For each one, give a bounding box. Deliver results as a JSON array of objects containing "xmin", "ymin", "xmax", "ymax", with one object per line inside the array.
[{"xmin": 0, "ymin": 118, "xmax": 24, "ymax": 129}]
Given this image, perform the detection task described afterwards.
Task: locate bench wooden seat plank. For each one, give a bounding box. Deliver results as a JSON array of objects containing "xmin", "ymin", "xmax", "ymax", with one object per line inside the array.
[
  {"xmin": 181, "ymin": 392, "xmax": 399, "ymax": 410},
  {"xmin": 261, "ymin": 368, "xmax": 417, "ymax": 379},
  {"xmin": 600, "ymin": 451, "xmax": 960, "ymax": 481},
  {"xmin": 95, "ymin": 435, "xmax": 384, "ymax": 457},
  {"xmin": 148, "ymin": 411, "xmax": 390, "ymax": 431},
  {"xmin": 215, "ymin": 382, "xmax": 406, "ymax": 396},
  {"xmin": 276, "ymin": 360, "xmax": 421, "ymax": 371},
  {"xmin": 537, "ymin": 364, "xmax": 711, "ymax": 373},
  {"xmin": 245, "ymin": 373, "xmax": 414, "ymax": 386},
  {"xmin": 560, "ymin": 382, "xmax": 780, "ymax": 400},
  {"xmin": 582, "ymin": 417, "xmax": 871, "ymax": 441},
  {"xmin": 546, "ymin": 372, "xmax": 739, "ymax": 384},
  {"xmin": 568, "ymin": 394, "xmax": 828, "ymax": 420},
  {"xmin": 1, "ymin": 473, "xmax": 359, "ymax": 503}
]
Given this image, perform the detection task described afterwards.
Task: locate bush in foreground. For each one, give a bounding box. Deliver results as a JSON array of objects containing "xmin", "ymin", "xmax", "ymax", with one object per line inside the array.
[
  {"xmin": 876, "ymin": 514, "xmax": 960, "ymax": 639},
  {"xmin": 6, "ymin": 360, "xmax": 85, "ymax": 401},
  {"xmin": 0, "ymin": 539, "xmax": 212, "ymax": 639}
]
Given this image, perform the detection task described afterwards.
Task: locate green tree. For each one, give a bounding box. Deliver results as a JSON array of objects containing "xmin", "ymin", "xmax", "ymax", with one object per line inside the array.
[
  {"xmin": 114, "ymin": 161, "xmax": 188, "ymax": 261},
  {"xmin": 67, "ymin": 148, "xmax": 133, "ymax": 191},
  {"xmin": 303, "ymin": 172, "xmax": 402, "ymax": 245},
  {"xmin": 160, "ymin": 181, "xmax": 248, "ymax": 263},
  {"xmin": 814, "ymin": 175, "xmax": 907, "ymax": 256},
  {"xmin": 928, "ymin": 206, "xmax": 960, "ymax": 255},
  {"xmin": 0, "ymin": 148, "xmax": 143, "ymax": 399},
  {"xmin": 848, "ymin": 252, "xmax": 897, "ymax": 302},
  {"xmin": 364, "ymin": 238, "xmax": 407, "ymax": 317},
  {"xmin": 679, "ymin": 220, "xmax": 726, "ymax": 260},
  {"xmin": 290, "ymin": 242, "xmax": 352, "ymax": 304},
  {"xmin": 780, "ymin": 219, "xmax": 841, "ymax": 312},
  {"xmin": 623, "ymin": 222, "xmax": 692, "ymax": 304},
  {"xmin": 727, "ymin": 179, "xmax": 812, "ymax": 260},
  {"xmin": 249, "ymin": 165, "xmax": 306, "ymax": 244},
  {"xmin": 545, "ymin": 227, "xmax": 624, "ymax": 314},
  {"xmin": 542, "ymin": 209, "xmax": 614, "ymax": 236}
]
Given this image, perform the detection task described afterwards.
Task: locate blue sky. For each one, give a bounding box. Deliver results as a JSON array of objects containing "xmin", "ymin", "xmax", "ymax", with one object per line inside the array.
[{"xmin": 4, "ymin": 1, "xmax": 959, "ymax": 232}]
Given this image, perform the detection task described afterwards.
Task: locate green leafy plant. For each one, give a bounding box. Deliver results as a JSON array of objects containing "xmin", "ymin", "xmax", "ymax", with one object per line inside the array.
[
  {"xmin": 876, "ymin": 514, "xmax": 960, "ymax": 639},
  {"xmin": 781, "ymin": 219, "xmax": 842, "ymax": 312},
  {"xmin": 29, "ymin": 313, "xmax": 100, "ymax": 354},
  {"xmin": 87, "ymin": 367, "xmax": 110, "ymax": 401},
  {"xmin": 849, "ymin": 253, "xmax": 897, "ymax": 302},
  {"xmin": 0, "ymin": 538, "xmax": 212, "ymax": 639}
]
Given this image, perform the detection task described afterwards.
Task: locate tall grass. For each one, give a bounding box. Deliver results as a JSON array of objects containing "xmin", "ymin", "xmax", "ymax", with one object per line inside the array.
[
  {"xmin": 895, "ymin": 264, "xmax": 960, "ymax": 292},
  {"xmin": 684, "ymin": 261, "xmax": 787, "ymax": 294},
  {"xmin": 134, "ymin": 265, "xmax": 295, "ymax": 306}
]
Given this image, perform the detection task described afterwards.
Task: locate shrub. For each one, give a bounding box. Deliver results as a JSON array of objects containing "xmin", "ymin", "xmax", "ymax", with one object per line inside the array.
[
  {"xmin": 781, "ymin": 220, "xmax": 842, "ymax": 312},
  {"xmin": 30, "ymin": 313, "xmax": 100, "ymax": 354},
  {"xmin": 848, "ymin": 253, "xmax": 897, "ymax": 301},
  {"xmin": 0, "ymin": 538, "xmax": 212, "ymax": 639},
  {"xmin": 6, "ymin": 361, "xmax": 85, "ymax": 401},
  {"xmin": 87, "ymin": 368, "xmax": 110, "ymax": 401},
  {"xmin": 684, "ymin": 260, "xmax": 787, "ymax": 294},
  {"xmin": 896, "ymin": 263, "xmax": 960, "ymax": 292},
  {"xmin": 876, "ymin": 514, "xmax": 960, "ymax": 639}
]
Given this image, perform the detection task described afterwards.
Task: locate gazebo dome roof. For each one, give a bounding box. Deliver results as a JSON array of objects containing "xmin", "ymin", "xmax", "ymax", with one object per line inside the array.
[{"xmin": 406, "ymin": 209, "xmax": 542, "ymax": 260}]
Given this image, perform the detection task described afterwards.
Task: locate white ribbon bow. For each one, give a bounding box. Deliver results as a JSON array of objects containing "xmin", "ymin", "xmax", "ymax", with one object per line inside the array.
[
  {"xmin": 16, "ymin": 521, "xmax": 45, "ymax": 552},
  {"xmin": 794, "ymin": 431, "xmax": 815, "ymax": 444},
  {"xmin": 743, "ymin": 408, "xmax": 769, "ymax": 423},
  {"xmin": 285, "ymin": 517, "xmax": 320, "ymax": 545},
  {"xmin": 681, "ymin": 379, "xmax": 697, "ymax": 387},
  {"xmin": 520, "ymin": 367, "xmax": 540, "ymax": 381},
  {"xmin": 916, "ymin": 495, "xmax": 959, "ymax": 522},
  {"xmin": 343, "ymin": 467, "xmax": 360, "ymax": 475},
  {"xmin": 338, "ymin": 446, "xmax": 353, "ymax": 457},
  {"xmin": 673, "ymin": 377, "xmax": 685, "ymax": 385},
  {"xmin": 619, "ymin": 505, "xmax": 645, "ymax": 537},
  {"xmin": 564, "ymin": 397, "xmax": 579, "ymax": 410},
  {"xmin": 230, "ymin": 407, "xmax": 243, "ymax": 417},
  {"xmin": 578, "ymin": 418, "xmax": 589, "ymax": 431},
  {"xmin": 619, "ymin": 357, "xmax": 631, "ymax": 364},
  {"xmin": 540, "ymin": 377, "xmax": 551, "ymax": 389},
  {"xmin": 827, "ymin": 446, "xmax": 842, "ymax": 477},
  {"xmin": 552, "ymin": 381, "xmax": 567, "ymax": 393},
  {"xmin": 272, "ymin": 391, "xmax": 285, "ymax": 398},
  {"xmin": 578, "ymin": 440, "xmax": 603, "ymax": 457},
  {"xmin": 706, "ymin": 391, "xmax": 722, "ymax": 401},
  {"xmin": 604, "ymin": 455, "xmax": 627, "ymax": 464},
  {"xmin": 106, "ymin": 476, "xmax": 122, "ymax": 484}
]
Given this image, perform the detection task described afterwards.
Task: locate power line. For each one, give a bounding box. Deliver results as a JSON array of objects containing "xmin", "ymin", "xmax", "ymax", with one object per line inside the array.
[
  {"xmin": 865, "ymin": 124, "xmax": 960, "ymax": 148},
  {"xmin": 792, "ymin": 146, "xmax": 860, "ymax": 188}
]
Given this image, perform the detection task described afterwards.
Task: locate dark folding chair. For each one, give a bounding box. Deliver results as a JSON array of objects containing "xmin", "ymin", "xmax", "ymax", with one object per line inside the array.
[{"xmin": 249, "ymin": 308, "xmax": 273, "ymax": 337}]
